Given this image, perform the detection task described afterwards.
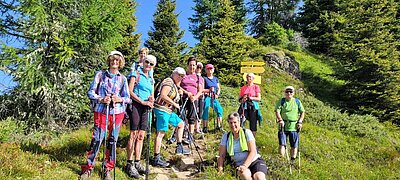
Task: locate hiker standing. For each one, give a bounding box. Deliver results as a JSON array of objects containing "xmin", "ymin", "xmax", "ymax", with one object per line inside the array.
[
  {"xmin": 152, "ymin": 67, "xmax": 191, "ymax": 167},
  {"xmin": 195, "ymin": 62, "xmax": 205, "ymax": 133},
  {"xmin": 275, "ymin": 86, "xmax": 305, "ymax": 163},
  {"xmin": 217, "ymin": 112, "xmax": 268, "ymax": 180},
  {"xmin": 80, "ymin": 51, "xmax": 131, "ymax": 180},
  {"xmin": 180, "ymin": 57, "xmax": 204, "ymax": 142},
  {"xmin": 202, "ymin": 63, "xmax": 224, "ymax": 132},
  {"xmin": 238, "ymin": 73, "xmax": 262, "ymax": 137},
  {"xmin": 124, "ymin": 55, "xmax": 156, "ymax": 179}
]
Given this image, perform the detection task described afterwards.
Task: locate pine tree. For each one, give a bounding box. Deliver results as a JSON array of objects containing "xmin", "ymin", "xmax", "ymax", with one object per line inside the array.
[
  {"xmin": 190, "ymin": 0, "xmax": 246, "ymax": 42},
  {"xmin": 249, "ymin": 0, "xmax": 300, "ymax": 37},
  {"xmin": 296, "ymin": 0, "xmax": 338, "ymax": 54},
  {"xmin": 189, "ymin": 0, "xmax": 220, "ymax": 41},
  {"xmin": 332, "ymin": 0, "xmax": 400, "ymax": 124},
  {"xmin": 196, "ymin": 0, "xmax": 252, "ymax": 86},
  {"xmin": 144, "ymin": 0, "xmax": 188, "ymax": 79},
  {"xmin": 0, "ymin": 0, "xmax": 136, "ymax": 131}
]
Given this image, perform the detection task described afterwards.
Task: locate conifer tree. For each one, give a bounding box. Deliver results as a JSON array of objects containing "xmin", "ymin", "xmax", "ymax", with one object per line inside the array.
[
  {"xmin": 145, "ymin": 0, "xmax": 188, "ymax": 79},
  {"xmin": 190, "ymin": 0, "xmax": 246, "ymax": 41},
  {"xmin": 197, "ymin": 0, "xmax": 251, "ymax": 86},
  {"xmin": 0, "ymin": 0, "xmax": 136, "ymax": 130},
  {"xmin": 296, "ymin": 0, "xmax": 338, "ymax": 54},
  {"xmin": 332, "ymin": 0, "xmax": 400, "ymax": 124}
]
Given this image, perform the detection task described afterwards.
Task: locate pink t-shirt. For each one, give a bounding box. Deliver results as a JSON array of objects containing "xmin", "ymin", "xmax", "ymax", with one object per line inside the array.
[
  {"xmin": 181, "ymin": 73, "xmax": 204, "ymax": 95},
  {"xmin": 239, "ymin": 84, "xmax": 260, "ymax": 97}
]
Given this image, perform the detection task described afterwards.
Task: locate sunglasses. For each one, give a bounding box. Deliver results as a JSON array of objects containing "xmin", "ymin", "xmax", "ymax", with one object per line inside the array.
[
  {"xmin": 145, "ymin": 60, "xmax": 155, "ymax": 66},
  {"xmin": 285, "ymin": 91, "xmax": 293, "ymax": 94},
  {"xmin": 178, "ymin": 74, "xmax": 185, "ymax": 78},
  {"xmin": 197, "ymin": 66, "xmax": 202, "ymax": 69}
]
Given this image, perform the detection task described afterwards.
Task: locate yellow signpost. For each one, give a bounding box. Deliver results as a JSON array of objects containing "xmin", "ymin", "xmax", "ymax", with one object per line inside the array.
[
  {"xmin": 241, "ymin": 61, "xmax": 265, "ymax": 84},
  {"xmin": 240, "ymin": 67, "xmax": 265, "ymax": 73}
]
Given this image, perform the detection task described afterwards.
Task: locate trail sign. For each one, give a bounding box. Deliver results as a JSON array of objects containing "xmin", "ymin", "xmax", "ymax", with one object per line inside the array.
[
  {"xmin": 243, "ymin": 73, "xmax": 262, "ymax": 84},
  {"xmin": 240, "ymin": 67, "xmax": 265, "ymax": 73},
  {"xmin": 241, "ymin": 62, "xmax": 265, "ymax": 66}
]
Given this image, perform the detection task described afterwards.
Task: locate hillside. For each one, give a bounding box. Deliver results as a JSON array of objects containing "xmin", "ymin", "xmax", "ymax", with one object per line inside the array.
[{"xmin": 1, "ymin": 49, "xmax": 399, "ymax": 179}]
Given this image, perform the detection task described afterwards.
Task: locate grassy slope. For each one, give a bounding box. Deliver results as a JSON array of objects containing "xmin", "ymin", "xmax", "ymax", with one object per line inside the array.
[{"xmin": 1, "ymin": 49, "xmax": 400, "ymax": 179}]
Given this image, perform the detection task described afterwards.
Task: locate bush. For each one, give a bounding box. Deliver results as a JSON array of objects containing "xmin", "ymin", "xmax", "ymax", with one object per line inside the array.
[
  {"xmin": 260, "ymin": 22, "xmax": 288, "ymax": 47},
  {"xmin": 0, "ymin": 118, "xmax": 24, "ymax": 143}
]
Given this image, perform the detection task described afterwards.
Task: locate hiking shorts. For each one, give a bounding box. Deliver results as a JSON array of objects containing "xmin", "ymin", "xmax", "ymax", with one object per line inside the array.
[
  {"xmin": 154, "ymin": 108, "xmax": 182, "ymax": 132},
  {"xmin": 128, "ymin": 101, "xmax": 150, "ymax": 131},
  {"xmin": 278, "ymin": 131, "xmax": 299, "ymax": 148},
  {"xmin": 248, "ymin": 157, "xmax": 268, "ymax": 177}
]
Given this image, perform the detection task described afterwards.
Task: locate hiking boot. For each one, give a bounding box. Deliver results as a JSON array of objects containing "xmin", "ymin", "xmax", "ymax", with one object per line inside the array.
[
  {"xmin": 135, "ymin": 161, "xmax": 147, "ymax": 175},
  {"xmin": 79, "ymin": 169, "xmax": 91, "ymax": 180},
  {"xmin": 182, "ymin": 138, "xmax": 191, "ymax": 145},
  {"xmin": 153, "ymin": 155, "xmax": 170, "ymax": 167},
  {"xmin": 202, "ymin": 127, "xmax": 208, "ymax": 133},
  {"xmin": 102, "ymin": 169, "xmax": 112, "ymax": 180},
  {"xmin": 176, "ymin": 144, "xmax": 191, "ymax": 155},
  {"xmin": 124, "ymin": 162, "xmax": 140, "ymax": 179},
  {"xmin": 290, "ymin": 157, "xmax": 296, "ymax": 165},
  {"xmin": 166, "ymin": 134, "xmax": 176, "ymax": 144}
]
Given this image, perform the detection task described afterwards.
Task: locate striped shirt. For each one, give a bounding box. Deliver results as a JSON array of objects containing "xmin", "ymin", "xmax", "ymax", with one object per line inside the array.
[{"xmin": 88, "ymin": 70, "xmax": 131, "ymax": 114}]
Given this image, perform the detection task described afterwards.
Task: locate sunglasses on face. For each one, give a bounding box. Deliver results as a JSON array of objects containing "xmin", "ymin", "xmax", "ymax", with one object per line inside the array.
[
  {"xmin": 178, "ymin": 74, "xmax": 185, "ymax": 78},
  {"xmin": 145, "ymin": 60, "xmax": 155, "ymax": 66},
  {"xmin": 285, "ymin": 91, "xmax": 293, "ymax": 94},
  {"xmin": 197, "ymin": 66, "xmax": 202, "ymax": 69}
]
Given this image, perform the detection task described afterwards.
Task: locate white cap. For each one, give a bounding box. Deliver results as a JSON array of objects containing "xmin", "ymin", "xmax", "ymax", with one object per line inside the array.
[
  {"xmin": 285, "ymin": 86, "xmax": 295, "ymax": 91},
  {"xmin": 247, "ymin": 73, "xmax": 255, "ymax": 78},
  {"xmin": 173, "ymin": 67, "xmax": 186, "ymax": 75},
  {"xmin": 145, "ymin": 55, "xmax": 157, "ymax": 66},
  {"xmin": 197, "ymin": 62, "xmax": 203, "ymax": 68},
  {"xmin": 108, "ymin": 50, "xmax": 124, "ymax": 58}
]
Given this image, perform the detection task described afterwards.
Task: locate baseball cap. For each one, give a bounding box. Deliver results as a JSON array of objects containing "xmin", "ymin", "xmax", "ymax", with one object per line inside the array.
[
  {"xmin": 173, "ymin": 67, "xmax": 186, "ymax": 75},
  {"xmin": 205, "ymin": 64, "xmax": 214, "ymax": 69}
]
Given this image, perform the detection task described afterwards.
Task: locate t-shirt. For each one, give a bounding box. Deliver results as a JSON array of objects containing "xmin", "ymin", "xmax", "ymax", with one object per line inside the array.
[
  {"xmin": 181, "ymin": 73, "xmax": 204, "ymax": 95},
  {"xmin": 220, "ymin": 129, "xmax": 261, "ymax": 166},
  {"xmin": 129, "ymin": 67, "xmax": 154, "ymax": 101},
  {"xmin": 154, "ymin": 77, "xmax": 180, "ymax": 113},
  {"xmin": 275, "ymin": 98, "xmax": 305, "ymax": 131},
  {"xmin": 239, "ymin": 84, "xmax": 260, "ymax": 97},
  {"xmin": 204, "ymin": 76, "xmax": 219, "ymax": 94}
]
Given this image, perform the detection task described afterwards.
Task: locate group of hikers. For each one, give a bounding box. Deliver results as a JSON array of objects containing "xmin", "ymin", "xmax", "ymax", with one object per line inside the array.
[{"xmin": 79, "ymin": 49, "xmax": 305, "ymax": 180}]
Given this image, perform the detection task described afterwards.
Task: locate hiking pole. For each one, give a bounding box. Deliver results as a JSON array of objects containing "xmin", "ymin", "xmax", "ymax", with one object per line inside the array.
[
  {"xmin": 298, "ymin": 129, "xmax": 301, "ymax": 175},
  {"xmin": 102, "ymin": 104, "xmax": 110, "ymax": 180},
  {"xmin": 282, "ymin": 127, "xmax": 292, "ymax": 175},
  {"xmin": 186, "ymin": 102, "xmax": 204, "ymax": 172},
  {"xmin": 146, "ymin": 107, "xmax": 152, "ymax": 180},
  {"xmin": 210, "ymin": 87, "xmax": 216, "ymax": 132},
  {"xmin": 112, "ymin": 101, "xmax": 116, "ymax": 180},
  {"xmin": 167, "ymin": 98, "xmax": 188, "ymax": 144}
]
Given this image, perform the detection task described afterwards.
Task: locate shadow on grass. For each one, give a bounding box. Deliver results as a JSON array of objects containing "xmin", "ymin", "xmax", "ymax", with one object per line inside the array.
[{"xmin": 301, "ymin": 69, "xmax": 344, "ymax": 108}]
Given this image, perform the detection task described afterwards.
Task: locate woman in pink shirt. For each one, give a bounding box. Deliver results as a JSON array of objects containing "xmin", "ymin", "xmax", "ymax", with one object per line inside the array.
[{"xmin": 238, "ymin": 73, "xmax": 261, "ymax": 137}]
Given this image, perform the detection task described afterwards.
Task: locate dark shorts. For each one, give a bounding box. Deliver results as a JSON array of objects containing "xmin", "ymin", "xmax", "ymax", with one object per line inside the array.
[
  {"xmin": 278, "ymin": 131, "xmax": 299, "ymax": 148},
  {"xmin": 247, "ymin": 157, "xmax": 268, "ymax": 177},
  {"xmin": 182, "ymin": 97, "xmax": 198, "ymax": 125},
  {"xmin": 197, "ymin": 96, "xmax": 204, "ymax": 120},
  {"xmin": 128, "ymin": 101, "xmax": 149, "ymax": 131}
]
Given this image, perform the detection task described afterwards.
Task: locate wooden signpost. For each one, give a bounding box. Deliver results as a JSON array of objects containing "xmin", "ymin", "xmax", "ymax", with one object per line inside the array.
[{"xmin": 241, "ymin": 61, "xmax": 265, "ymax": 84}]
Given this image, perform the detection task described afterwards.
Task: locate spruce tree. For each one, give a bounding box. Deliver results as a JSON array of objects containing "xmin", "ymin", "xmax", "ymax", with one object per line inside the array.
[
  {"xmin": 189, "ymin": 0, "xmax": 220, "ymax": 41},
  {"xmin": 197, "ymin": 0, "xmax": 251, "ymax": 86},
  {"xmin": 0, "ymin": 0, "xmax": 136, "ymax": 130},
  {"xmin": 332, "ymin": 0, "xmax": 400, "ymax": 124},
  {"xmin": 144, "ymin": 0, "xmax": 188, "ymax": 79},
  {"xmin": 296, "ymin": 0, "xmax": 338, "ymax": 54}
]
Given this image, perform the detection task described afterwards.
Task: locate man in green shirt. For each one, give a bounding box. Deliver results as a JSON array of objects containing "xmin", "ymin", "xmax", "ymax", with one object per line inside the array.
[{"xmin": 275, "ymin": 86, "xmax": 305, "ymax": 162}]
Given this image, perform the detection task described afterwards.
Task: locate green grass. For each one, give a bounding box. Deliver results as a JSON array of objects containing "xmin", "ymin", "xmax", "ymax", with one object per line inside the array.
[{"xmin": 1, "ymin": 48, "xmax": 400, "ymax": 179}]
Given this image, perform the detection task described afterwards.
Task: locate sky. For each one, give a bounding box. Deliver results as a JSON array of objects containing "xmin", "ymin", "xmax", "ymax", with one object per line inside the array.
[{"xmin": 0, "ymin": 0, "xmax": 197, "ymax": 93}]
